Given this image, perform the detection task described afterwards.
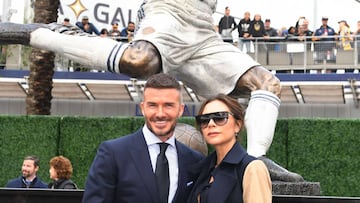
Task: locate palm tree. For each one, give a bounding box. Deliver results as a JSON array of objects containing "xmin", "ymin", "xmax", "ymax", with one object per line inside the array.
[{"xmin": 26, "ymin": 0, "xmax": 59, "ymax": 114}]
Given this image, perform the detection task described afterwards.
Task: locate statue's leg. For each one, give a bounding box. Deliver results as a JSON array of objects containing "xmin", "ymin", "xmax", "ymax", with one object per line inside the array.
[
  {"xmin": 233, "ymin": 66, "xmax": 281, "ymax": 157},
  {"xmin": 30, "ymin": 28, "xmax": 126, "ymax": 71},
  {"xmin": 32, "ymin": 29, "xmax": 162, "ymax": 78},
  {"xmin": 232, "ymin": 66, "xmax": 304, "ymax": 182},
  {"xmin": 0, "ymin": 22, "xmax": 162, "ymax": 79}
]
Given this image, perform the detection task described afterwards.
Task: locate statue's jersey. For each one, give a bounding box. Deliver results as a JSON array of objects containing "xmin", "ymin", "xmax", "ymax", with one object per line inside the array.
[{"xmin": 134, "ymin": 0, "xmax": 259, "ymax": 98}]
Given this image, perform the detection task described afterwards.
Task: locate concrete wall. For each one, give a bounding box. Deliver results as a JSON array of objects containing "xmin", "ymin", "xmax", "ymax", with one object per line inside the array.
[{"xmin": 1, "ymin": 98, "xmax": 360, "ymax": 119}]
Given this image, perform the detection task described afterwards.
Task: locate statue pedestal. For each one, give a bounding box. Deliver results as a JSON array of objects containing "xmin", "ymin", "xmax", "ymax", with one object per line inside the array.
[{"xmin": 272, "ymin": 181, "xmax": 321, "ymax": 195}]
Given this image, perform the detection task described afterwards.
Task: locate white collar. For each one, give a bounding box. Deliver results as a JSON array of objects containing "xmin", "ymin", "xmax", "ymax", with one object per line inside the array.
[{"xmin": 142, "ymin": 124, "xmax": 176, "ymax": 148}]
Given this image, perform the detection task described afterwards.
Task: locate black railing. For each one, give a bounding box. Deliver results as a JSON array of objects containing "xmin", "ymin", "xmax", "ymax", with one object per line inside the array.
[{"xmin": 1, "ymin": 188, "xmax": 359, "ymax": 203}]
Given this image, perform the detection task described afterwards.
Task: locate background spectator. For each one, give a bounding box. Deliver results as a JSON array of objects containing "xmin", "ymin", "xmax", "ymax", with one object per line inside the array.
[
  {"xmin": 286, "ymin": 26, "xmax": 297, "ymax": 39},
  {"xmin": 295, "ymin": 19, "xmax": 313, "ymax": 49},
  {"xmin": 100, "ymin": 28, "xmax": 109, "ymax": 38},
  {"xmin": 62, "ymin": 17, "xmax": 72, "ymax": 27},
  {"xmin": 109, "ymin": 22, "xmax": 121, "ymax": 41},
  {"xmin": 120, "ymin": 21, "xmax": 135, "ymax": 42},
  {"xmin": 75, "ymin": 16, "xmax": 100, "ymax": 35},
  {"xmin": 249, "ymin": 14, "xmax": 266, "ymax": 52},
  {"xmin": 295, "ymin": 16, "xmax": 306, "ymax": 33},
  {"xmin": 48, "ymin": 156, "xmax": 77, "ymax": 189},
  {"xmin": 312, "ymin": 16, "xmax": 336, "ymax": 71},
  {"xmin": 337, "ymin": 20, "xmax": 353, "ymax": 51},
  {"xmin": 356, "ymin": 20, "xmax": 360, "ymax": 63},
  {"xmin": 238, "ymin": 11, "xmax": 252, "ymax": 52},
  {"xmin": 218, "ymin": 6, "xmax": 237, "ymax": 43},
  {"xmin": 6, "ymin": 155, "xmax": 47, "ymax": 188},
  {"xmin": 338, "ymin": 20, "xmax": 354, "ymax": 73},
  {"xmin": 264, "ymin": 18, "xmax": 279, "ymax": 51},
  {"xmin": 0, "ymin": 45, "xmax": 6, "ymax": 69},
  {"xmin": 299, "ymin": 19, "xmax": 313, "ymax": 36}
]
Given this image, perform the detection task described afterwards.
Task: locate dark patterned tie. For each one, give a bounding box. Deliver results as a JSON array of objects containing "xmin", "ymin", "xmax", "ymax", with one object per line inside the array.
[{"xmin": 155, "ymin": 142, "xmax": 170, "ymax": 203}]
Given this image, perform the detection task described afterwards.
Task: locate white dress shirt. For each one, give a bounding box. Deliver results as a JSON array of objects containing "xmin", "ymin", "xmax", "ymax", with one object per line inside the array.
[{"xmin": 143, "ymin": 125, "xmax": 179, "ymax": 203}]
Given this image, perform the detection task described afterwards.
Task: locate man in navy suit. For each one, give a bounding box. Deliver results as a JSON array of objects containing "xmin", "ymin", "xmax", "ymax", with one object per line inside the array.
[{"xmin": 82, "ymin": 73, "xmax": 204, "ymax": 203}]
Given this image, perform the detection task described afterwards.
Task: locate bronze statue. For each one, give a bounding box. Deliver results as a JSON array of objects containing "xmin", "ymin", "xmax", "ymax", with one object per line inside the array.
[{"xmin": 0, "ymin": 0, "xmax": 303, "ymax": 182}]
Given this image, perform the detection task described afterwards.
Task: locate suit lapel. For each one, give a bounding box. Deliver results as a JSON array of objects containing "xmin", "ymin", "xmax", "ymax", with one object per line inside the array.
[
  {"xmin": 129, "ymin": 130, "xmax": 159, "ymax": 203},
  {"xmin": 173, "ymin": 141, "xmax": 188, "ymax": 201},
  {"xmin": 173, "ymin": 140, "xmax": 199, "ymax": 202}
]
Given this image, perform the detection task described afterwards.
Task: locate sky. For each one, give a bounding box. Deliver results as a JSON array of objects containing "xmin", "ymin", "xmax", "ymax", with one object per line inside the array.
[{"xmin": 0, "ymin": 2, "xmax": 2, "ymax": 17}]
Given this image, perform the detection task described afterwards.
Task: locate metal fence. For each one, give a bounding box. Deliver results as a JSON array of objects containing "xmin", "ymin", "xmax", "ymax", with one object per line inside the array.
[
  {"xmin": 51, "ymin": 35, "xmax": 360, "ymax": 73},
  {"xmin": 2, "ymin": 35, "xmax": 360, "ymax": 73},
  {"xmin": 233, "ymin": 35, "xmax": 360, "ymax": 73}
]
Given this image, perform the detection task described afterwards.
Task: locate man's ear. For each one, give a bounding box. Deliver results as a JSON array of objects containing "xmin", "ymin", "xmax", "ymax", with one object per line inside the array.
[
  {"xmin": 140, "ymin": 102, "xmax": 145, "ymax": 116},
  {"xmin": 178, "ymin": 103, "xmax": 185, "ymax": 118}
]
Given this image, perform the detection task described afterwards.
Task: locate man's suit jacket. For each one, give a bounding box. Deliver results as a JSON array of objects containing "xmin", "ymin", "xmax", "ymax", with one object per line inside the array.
[{"xmin": 82, "ymin": 128, "xmax": 204, "ymax": 203}]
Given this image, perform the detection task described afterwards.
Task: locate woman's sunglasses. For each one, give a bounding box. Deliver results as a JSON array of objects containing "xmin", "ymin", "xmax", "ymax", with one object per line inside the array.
[{"xmin": 195, "ymin": 111, "xmax": 234, "ymax": 129}]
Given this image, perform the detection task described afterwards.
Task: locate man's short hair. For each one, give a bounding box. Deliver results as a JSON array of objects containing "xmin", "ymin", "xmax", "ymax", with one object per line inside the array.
[
  {"xmin": 24, "ymin": 155, "xmax": 40, "ymax": 167},
  {"xmin": 144, "ymin": 73, "xmax": 181, "ymax": 92}
]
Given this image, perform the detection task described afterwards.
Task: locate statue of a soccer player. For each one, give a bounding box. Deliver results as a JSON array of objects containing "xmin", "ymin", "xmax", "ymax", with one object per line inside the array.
[{"xmin": 0, "ymin": 0, "xmax": 303, "ymax": 182}]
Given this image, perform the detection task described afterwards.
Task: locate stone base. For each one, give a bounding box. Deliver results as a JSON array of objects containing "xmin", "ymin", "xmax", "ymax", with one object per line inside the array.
[{"xmin": 272, "ymin": 181, "xmax": 321, "ymax": 196}]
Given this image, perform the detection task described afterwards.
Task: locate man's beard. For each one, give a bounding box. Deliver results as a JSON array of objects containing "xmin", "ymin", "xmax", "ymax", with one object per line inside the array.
[
  {"xmin": 147, "ymin": 120, "xmax": 177, "ymax": 138},
  {"xmin": 22, "ymin": 171, "xmax": 31, "ymax": 178}
]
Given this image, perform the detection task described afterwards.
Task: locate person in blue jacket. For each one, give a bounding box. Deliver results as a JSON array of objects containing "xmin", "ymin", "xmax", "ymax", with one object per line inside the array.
[
  {"xmin": 6, "ymin": 155, "xmax": 48, "ymax": 188},
  {"xmin": 75, "ymin": 16, "xmax": 100, "ymax": 35}
]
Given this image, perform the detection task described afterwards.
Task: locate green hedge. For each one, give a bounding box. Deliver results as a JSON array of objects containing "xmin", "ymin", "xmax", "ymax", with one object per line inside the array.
[
  {"xmin": 286, "ymin": 119, "xmax": 360, "ymax": 196},
  {"xmin": 0, "ymin": 115, "xmax": 359, "ymax": 197},
  {"xmin": 0, "ymin": 115, "xmax": 59, "ymax": 187},
  {"xmin": 58, "ymin": 116, "xmax": 135, "ymax": 188}
]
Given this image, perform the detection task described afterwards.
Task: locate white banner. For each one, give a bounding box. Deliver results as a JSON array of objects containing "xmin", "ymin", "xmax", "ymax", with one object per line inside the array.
[{"xmin": 59, "ymin": 0, "xmax": 143, "ymax": 30}]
